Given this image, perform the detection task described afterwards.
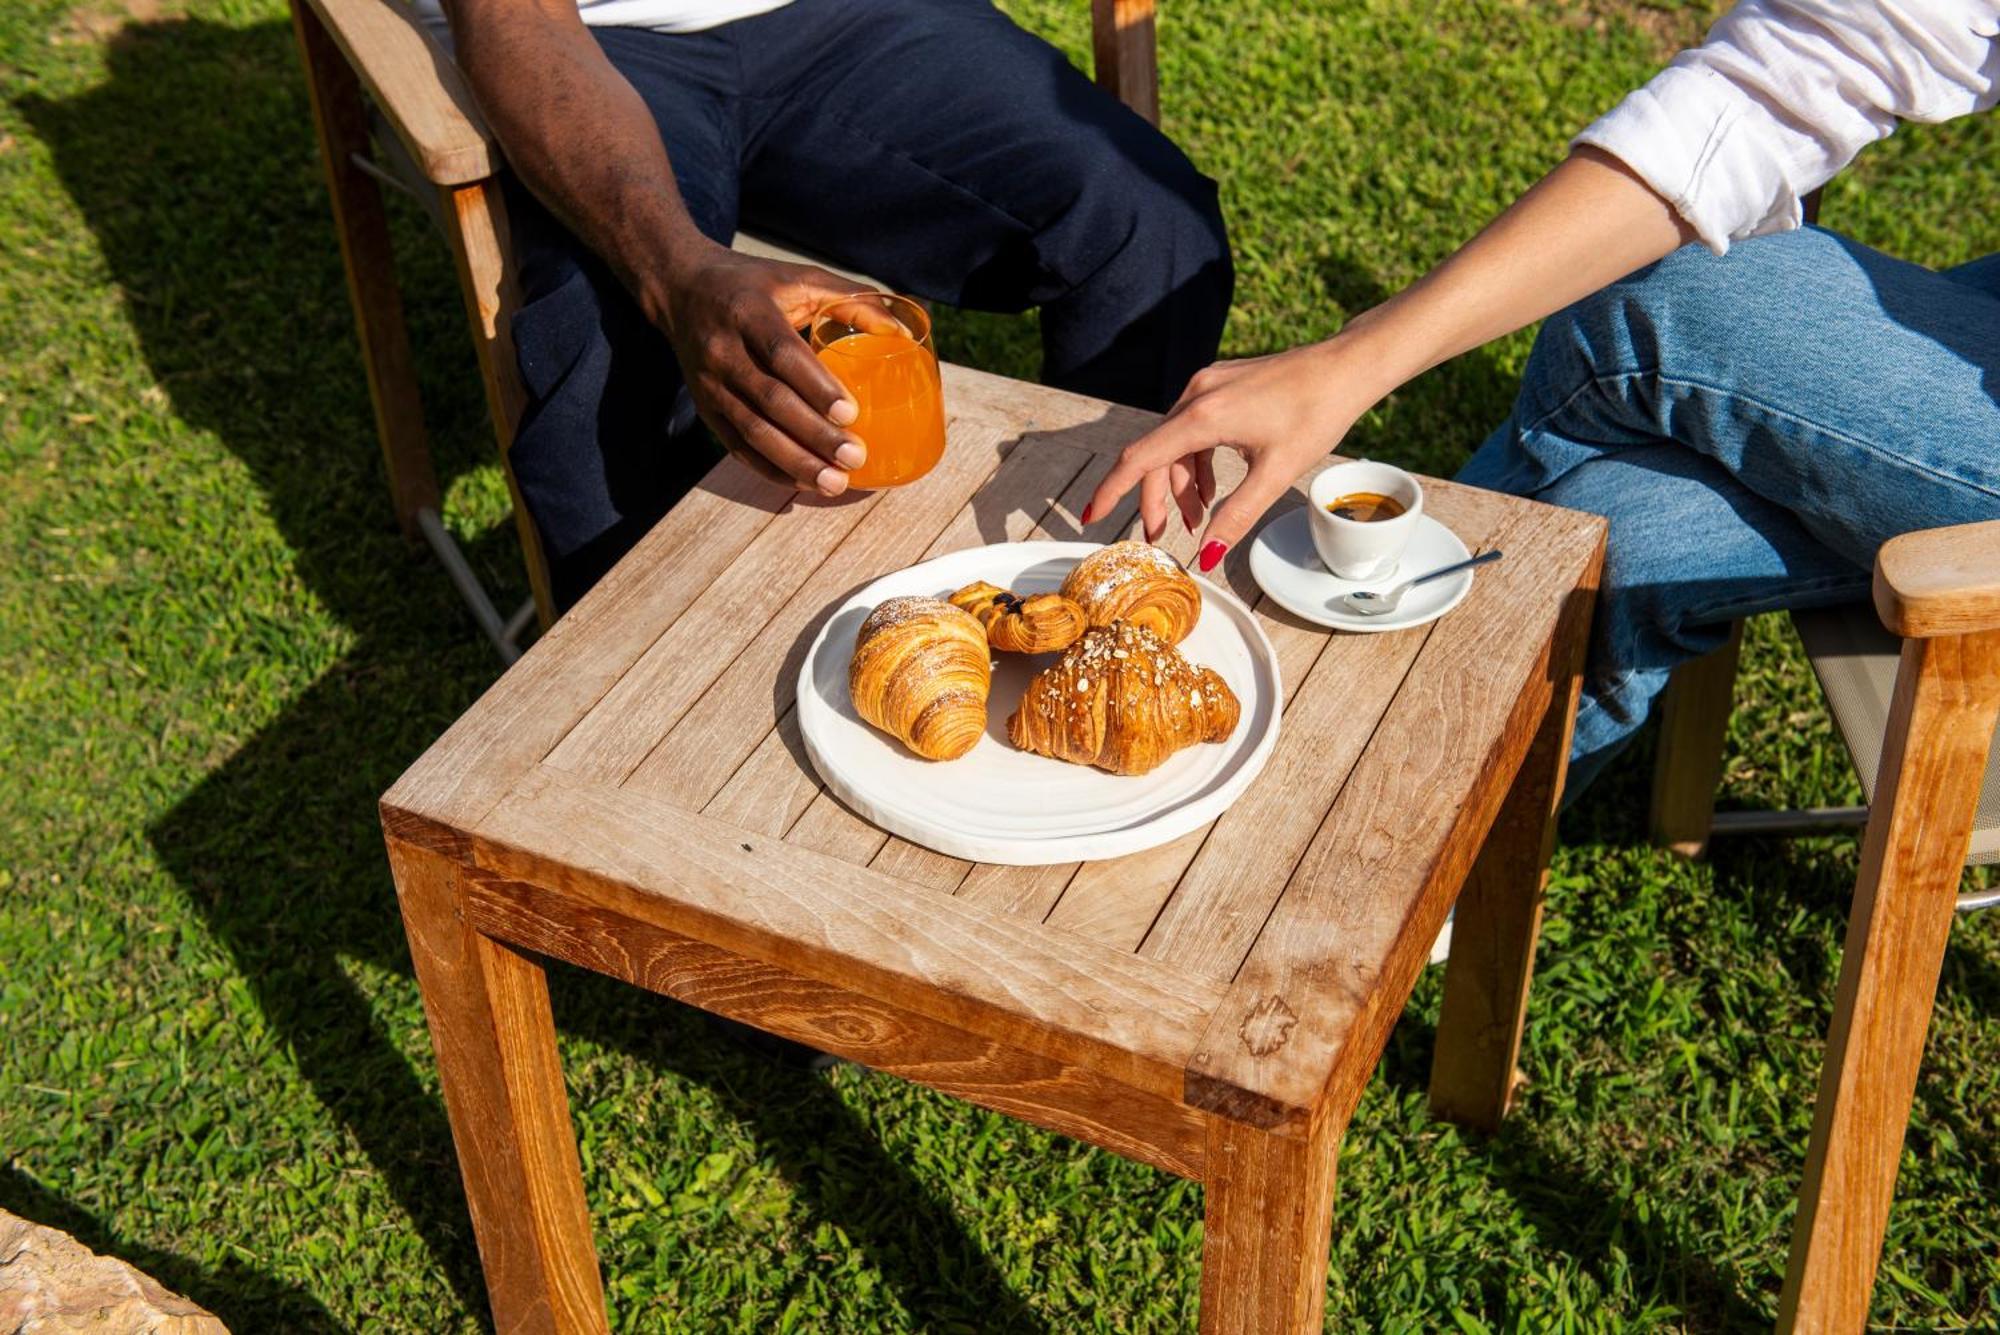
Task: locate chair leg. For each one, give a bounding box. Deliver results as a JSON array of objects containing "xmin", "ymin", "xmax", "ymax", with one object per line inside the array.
[
  {"xmin": 290, "ymin": 0, "xmax": 438, "ymax": 542},
  {"xmin": 1650, "ymin": 621, "xmax": 1744, "ymax": 859},
  {"xmin": 1779, "ymin": 631, "xmax": 2000, "ymax": 1332},
  {"xmin": 1091, "ymin": 0, "xmax": 1160, "ymax": 125},
  {"xmin": 439, "ymin": 180, "xmax": 558, "ymax": 631}
]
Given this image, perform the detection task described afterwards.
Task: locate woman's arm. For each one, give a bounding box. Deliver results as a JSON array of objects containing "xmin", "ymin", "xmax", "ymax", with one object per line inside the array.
[
  {"xmin": 1584, "ymin": 0, "xmax": 2000, "ymax": 255},
  {"xmin": 1086, "ymin": 148, "xmax": 1691, "ymax": 560},
  {"xmin": 1092, "ymin": 0, "xmax": 2000, "ymax": 565}
]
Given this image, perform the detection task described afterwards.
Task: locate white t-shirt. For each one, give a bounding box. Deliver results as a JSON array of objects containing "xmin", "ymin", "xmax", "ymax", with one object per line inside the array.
[
  {"xmin": 1577, "ymin": 0, "xmax": 2000, "ymax": 254},
  {"xmin": 409, "ymin": 0, "xmax": 795, "ymax": 39}
]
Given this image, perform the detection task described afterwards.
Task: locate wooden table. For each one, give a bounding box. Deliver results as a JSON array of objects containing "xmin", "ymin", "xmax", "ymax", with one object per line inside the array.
[{"xmin": 380, "ymin": 364, "xmax": 1605, "ymax": 1332}]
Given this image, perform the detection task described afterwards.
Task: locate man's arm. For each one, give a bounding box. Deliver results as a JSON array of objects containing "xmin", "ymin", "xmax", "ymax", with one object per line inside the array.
[{"xmin": 444, "ymin": 0, "xmax": 866, "ymax": 493}]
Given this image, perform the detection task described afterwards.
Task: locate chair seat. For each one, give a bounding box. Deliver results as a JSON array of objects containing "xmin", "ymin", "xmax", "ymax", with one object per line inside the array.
[{"xmin": 1792, "ymin": 603, "xmax": 2000, "ymax": 865}]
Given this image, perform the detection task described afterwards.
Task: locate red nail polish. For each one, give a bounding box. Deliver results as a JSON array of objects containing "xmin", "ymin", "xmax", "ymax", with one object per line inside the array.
[
  {"xmin": 1198, "ymin": 540, "xmax": 1227, "ymax": 573},
  {"xmin": 1079, "ymin": 502, "xmax": 1095, "ymax": 525}
]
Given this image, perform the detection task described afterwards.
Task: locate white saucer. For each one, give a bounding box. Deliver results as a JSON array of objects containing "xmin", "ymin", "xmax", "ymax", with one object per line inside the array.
[
  {"xmin": 1248, "ymin": 507, "xmax": 1477, "ymax": 633},
  {"xmin": 796, "ymin": 542, "xmax": 1282, "ymax": 866}
]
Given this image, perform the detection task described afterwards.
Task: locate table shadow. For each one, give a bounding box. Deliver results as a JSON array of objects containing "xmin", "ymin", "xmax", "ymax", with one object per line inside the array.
[
  {"xmin": 22, "ymin": 15, "xmax": 1047, "ymax": 1329},
  {"xmin": 1365, "ymin": 811, "xmax": 1997, "ymax": 1330},
  {"xmin": 1369, "ymin": 1015, "xmax": 1771, "ymax": 1331},
  {"xmin": 0, "ymin": 1165, "xmax": 345, "ymax": 1333}
]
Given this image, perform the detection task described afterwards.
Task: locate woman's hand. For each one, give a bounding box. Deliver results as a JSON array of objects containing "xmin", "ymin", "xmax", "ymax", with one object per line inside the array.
[{"xmin": 1082, "ymin": 340, "xmax": 1372, "ymax": 571}]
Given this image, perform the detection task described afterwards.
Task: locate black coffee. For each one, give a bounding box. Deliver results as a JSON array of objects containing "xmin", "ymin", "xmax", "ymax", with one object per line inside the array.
[{"xmin": 1327, "ymin": 491, "xmax": 1406, "ymax": 523}]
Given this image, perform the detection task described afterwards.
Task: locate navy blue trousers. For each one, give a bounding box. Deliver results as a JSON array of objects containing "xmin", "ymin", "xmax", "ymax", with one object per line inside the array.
[{"xmin": 502, "ymin": 0, "xmax": 1234, "ymax": 608}]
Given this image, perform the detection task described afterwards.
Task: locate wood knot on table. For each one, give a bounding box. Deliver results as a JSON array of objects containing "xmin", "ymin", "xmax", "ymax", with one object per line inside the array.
[{"xmin": 1238, "ymin": 995, "xmax": 1298, "ymax": 1057}]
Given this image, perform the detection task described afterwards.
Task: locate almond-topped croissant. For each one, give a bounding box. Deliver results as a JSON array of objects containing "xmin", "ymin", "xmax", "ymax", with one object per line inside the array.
[
  {"xmin": 1007, "ymin": 622, "xmax": 1240, "ymax": 775},
  {"xmin": 849, "ymin": 596, "xmax": 992, "ymax": 761},
  {"xmin": 1059, "ymin": 541, "xmax": 1202, "ymax": 644},
  {"xmin": 948, "ymin": 581, "xmax": 1088, "ymax": 654}
]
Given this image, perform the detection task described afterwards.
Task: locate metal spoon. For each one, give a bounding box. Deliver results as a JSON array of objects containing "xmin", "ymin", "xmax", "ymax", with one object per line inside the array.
[{"xmin": 1340, "ymin": 550, "xmax": 1502, "ymax": 616}]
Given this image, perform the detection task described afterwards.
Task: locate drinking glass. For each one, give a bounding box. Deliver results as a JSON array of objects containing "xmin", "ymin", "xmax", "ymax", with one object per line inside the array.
[{"xmin": 810, "ymin": 292, "xmax": 945, "ymax": 490}]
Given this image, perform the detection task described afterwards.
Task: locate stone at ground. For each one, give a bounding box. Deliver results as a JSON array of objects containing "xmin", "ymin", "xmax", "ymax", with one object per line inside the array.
[{"xmin": 0, "ymin": 1209, "xmax": 227, "ymax": 1334}]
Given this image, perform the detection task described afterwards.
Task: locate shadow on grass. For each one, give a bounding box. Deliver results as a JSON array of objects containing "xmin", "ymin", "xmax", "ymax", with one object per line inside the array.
[
  {"xmin": 0, "ymin": 1165, "xmax": 342, "ymax": 1331},
  {"xmin": 1364, "ymin": 766, "xmax": 1997, "ymax": 1332},
  {"xmin": 1372, "ymin": 1015, "xmax": 1770, "ymax": 1332},
  {"xmin": 21, "ymin": 16, "xmax": 1041, "ymax": 1330}
]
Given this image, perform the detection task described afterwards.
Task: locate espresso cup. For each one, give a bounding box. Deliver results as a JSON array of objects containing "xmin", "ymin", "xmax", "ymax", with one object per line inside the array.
[{"xmin": 1307, "ymin": 461, "xmax": 1424, "ymax": 581}]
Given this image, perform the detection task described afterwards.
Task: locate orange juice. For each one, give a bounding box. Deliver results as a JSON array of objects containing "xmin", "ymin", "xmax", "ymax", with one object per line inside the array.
[{"xmin": 814, "ymin": 329, "xmax": 945, "ymax": 490}]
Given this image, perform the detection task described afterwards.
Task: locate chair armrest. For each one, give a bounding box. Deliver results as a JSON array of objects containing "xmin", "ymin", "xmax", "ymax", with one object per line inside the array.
[
  {"xmin": 305, "ymin": 0, "xmax": 500, "ymax": 186},
  {"xmin": 1874, "ymin": 518, "xmax": 2000, "ymax": 638}
]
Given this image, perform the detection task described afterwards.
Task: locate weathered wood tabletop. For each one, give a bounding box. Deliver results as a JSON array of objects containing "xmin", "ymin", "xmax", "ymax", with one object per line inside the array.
[{"xmin": 381, "ymin": 363, "xmax": 1605, "ymax": 1333}]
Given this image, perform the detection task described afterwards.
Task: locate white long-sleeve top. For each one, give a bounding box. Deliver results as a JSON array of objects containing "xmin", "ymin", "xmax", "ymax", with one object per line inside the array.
[
  {"xmin": 409, "ymin": 0, "xmax": 792, "ymax": 41},
  {"xmin": 1576, "ymin": 1, "xmax": 2000, "ymax": 253}
]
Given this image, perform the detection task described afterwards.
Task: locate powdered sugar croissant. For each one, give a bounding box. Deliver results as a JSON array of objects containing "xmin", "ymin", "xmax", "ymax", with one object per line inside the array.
[
  {"xmin": 948, "ymin": 580, "xmax": 1088, "ymax": 654},
  {"xmin": 849, "ymin": 596, "xmax": 992, "ymax": 761},
  {"xmin": 1059, "ymin": 541, "xmax": 1201, "ymax": 644},
  {"xmin": 1007, "ymin": 622, "xmax": 1239, "ymax": 775}
]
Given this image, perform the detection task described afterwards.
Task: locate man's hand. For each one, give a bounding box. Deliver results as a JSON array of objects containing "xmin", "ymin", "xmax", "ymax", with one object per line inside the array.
[
  {"xmin": 656, "ymin": 244, "xmax": 873, "ymax": 495},
  {"xmin": 446, "ymin": 0, "xmax": 903, "ymax": 496}
]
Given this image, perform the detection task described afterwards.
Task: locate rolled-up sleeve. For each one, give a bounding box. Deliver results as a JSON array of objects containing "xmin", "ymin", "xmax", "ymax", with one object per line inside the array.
[{"xmin": 1575, "ymin": 0, "xmax": 2000, "ymax": 253}]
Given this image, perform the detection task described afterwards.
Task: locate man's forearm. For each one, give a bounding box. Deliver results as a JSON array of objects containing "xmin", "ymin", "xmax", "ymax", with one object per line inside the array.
[{"xmin": 445, "ymin": 0, "xmax": 710, "ymax": 326}]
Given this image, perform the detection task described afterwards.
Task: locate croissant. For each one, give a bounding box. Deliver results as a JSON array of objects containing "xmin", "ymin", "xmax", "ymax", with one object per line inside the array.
[
  {"xmin": 948, "ymin": 581, "xmax": 1088, "ymax": 654},
  {"xmin": 849, "ymin": 596, "xmax": 992, "ymax": 761},
  {"xmin": 1059, "ymin": 541, "xmax": 1202, "ymax": 644},
  {"xmin": 1007, "ymin": 622, "xmax": 1240, "ymax": 775}
]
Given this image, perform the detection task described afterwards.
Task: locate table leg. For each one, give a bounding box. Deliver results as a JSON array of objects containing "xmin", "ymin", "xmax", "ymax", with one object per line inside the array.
[
  {"xmin": 386, "ymin": 838, "xmax": 608, "ymax": 1334},
  {"xmin": 1428, "ymin": 659, "xmax": 1583, "ymax": 1133},
  {"xmin": 1198, "ymin": 1115, "xmax": 1338, "ymax": 1333}
]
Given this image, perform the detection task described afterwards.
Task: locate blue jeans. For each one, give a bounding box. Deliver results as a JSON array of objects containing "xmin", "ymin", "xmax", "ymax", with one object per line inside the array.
[
  {"xmin": 1459, "ymin": 228, "xmax": 2000, "ymax": 796},
  {"xmin": 504, "ymin": 0, "xmax": 1233, "ymax": 608}
]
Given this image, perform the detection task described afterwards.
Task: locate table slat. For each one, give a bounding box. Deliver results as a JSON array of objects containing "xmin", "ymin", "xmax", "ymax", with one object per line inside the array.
[
  {"xmin": 1031, "ymin": 469, "xmax": 1349, "ymax": 954},
  {"xmin": 702, "ymin": 437, "xmax": 1100, "ymax": 842},
  {"xmin": 1184, "ymin": 502, "xmax": 1605, "ymax": 1131},
  {"xmin": 796, "ymin": 441, "xmax": 1152, "ymax": 881},
  {"xmin": 947, "ymin": 450, "xmax": 1207, "ymax": 915},
  {"xmin": 942, "ymin": 363, "xmax": 1159, "ymax": 453},
  {"xmin": 543, "ymin": 488, "xmax": 893, "ymax": 784},
  {"xmin": 868, "ymin": 840, "xmax": 974, "ymax": 892},
  {"xmin": 621, "ymin": 421, "xmax": 1062, "ymax": 809},
  {"xmin": 382, "ymin": 460, "xmax": 790, "ymax": 853},
  {"xmin": 699, "ymin": 708, "xmax": 818, "ymax": 838},
  {"xmin": 783, "ymin": 789, "xmax": 890, "ymax": 864},
  {"xmin": 1136, "ymin": 479, "xmax": 1524, "ymax": 983},
  {"xmin": 1043, "ymin": 826, "xmax": 1211, "ymax": 949}
]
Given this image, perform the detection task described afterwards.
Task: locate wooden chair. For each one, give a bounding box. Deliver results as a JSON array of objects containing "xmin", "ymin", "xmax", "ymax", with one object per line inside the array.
[
  {"xmin": 1649, "ymin": 522, "xmax": 2000, "ymax": 1330},
  {"xmin": 1640, "ymin": 184, "xmax": 1999, "ymax": 1325},
  {"xmin": 290, "ymin": 0, "xmax": 1163, "ymax": 660}
]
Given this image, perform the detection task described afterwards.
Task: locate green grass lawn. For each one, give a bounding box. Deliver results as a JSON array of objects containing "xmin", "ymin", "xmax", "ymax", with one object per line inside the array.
[{"xmin": 4, "ymin": 0, "xmax": 1999, "ymax": 1328}]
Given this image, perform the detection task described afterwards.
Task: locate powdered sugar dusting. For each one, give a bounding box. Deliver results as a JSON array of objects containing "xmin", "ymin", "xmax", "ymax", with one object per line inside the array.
[
  {"xmin": 858, "ymin": 595, "xmax": 957, "ymax": 643},
  {"xmin": 1065, "ymin": 540, "xmax": 1189, "ymax": 607}
]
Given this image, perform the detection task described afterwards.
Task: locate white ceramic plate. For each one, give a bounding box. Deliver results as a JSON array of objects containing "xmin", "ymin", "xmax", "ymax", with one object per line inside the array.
[
  {"xmin": 796, "ymin": 542, "xmax": 1282, "ymax": 866},
  {"xmin": 1249, "ymin": 507, "xmax": 1476, "ymax": 633}
]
